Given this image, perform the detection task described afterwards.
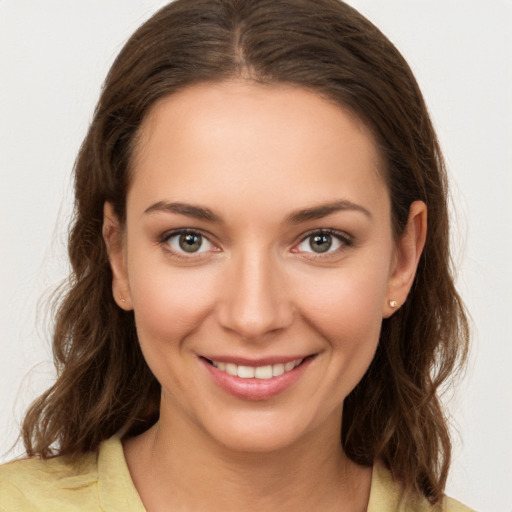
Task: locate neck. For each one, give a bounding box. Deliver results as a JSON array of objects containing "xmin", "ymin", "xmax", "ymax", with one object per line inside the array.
[{"xmin": 124, "ymin": 407, "xmax": 371, "ymax": 512}]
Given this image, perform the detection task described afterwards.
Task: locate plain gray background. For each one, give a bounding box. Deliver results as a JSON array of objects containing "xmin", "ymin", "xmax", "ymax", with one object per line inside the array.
[{"xmin": 1, "ymin": 1, "xmax": 511, "ymax": 511}]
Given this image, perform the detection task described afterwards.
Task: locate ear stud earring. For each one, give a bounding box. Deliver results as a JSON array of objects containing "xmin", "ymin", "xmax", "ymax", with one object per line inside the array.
[
  {"xmin": 389, "ymin": 300, "xmax": 398, "ymax": 308},
  {"xmin": 120, "ymin": 296, "xmax": 126, "ymax": 303}
]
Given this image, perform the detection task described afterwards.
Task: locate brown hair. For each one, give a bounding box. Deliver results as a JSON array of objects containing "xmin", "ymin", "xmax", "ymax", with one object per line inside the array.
[{"xmin": 22, "ymin": 0, "xmax": 468, "ymax": 504}]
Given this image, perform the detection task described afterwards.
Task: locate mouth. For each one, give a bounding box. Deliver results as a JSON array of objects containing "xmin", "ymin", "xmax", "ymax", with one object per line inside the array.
[
  {"xmin": 204, "ymin": 357, "xmax": 306, "ymax": 380},
  {"xmin": 200, "ymin": 355, "xmax": 316, "ymax": 400}
]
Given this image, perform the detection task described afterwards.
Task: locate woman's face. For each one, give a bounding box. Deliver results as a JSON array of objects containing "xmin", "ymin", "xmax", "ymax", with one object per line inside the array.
[{"xmin": 106, "ymin": 81, "xmax": 423, "ymax": 453}]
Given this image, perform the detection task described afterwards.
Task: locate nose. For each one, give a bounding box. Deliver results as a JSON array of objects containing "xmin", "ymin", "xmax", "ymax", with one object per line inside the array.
[{"xmin": 216, "ymin": 250, "xmax": 294, "ymax": 341}]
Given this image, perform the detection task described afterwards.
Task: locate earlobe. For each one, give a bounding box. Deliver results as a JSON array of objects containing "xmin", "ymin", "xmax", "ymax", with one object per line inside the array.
[
  {"xmin": 383, "ymin": 201, "xmax": 427, "ymax": 318},
  {"xmin": 103, "ymin": 202, "xmax": 133, "ymax": 311}
]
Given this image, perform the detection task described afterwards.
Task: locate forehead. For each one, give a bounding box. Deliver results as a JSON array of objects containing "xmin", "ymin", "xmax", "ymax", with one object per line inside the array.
[{"xmin": 128, "ymin": 80, "xmax": 388, "ymax": 220}]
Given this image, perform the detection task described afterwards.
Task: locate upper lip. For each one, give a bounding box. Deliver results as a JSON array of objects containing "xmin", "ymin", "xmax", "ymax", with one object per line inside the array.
[{"xmin": 199, "ymin": 354, "xmax": 315, "ymax": 366}]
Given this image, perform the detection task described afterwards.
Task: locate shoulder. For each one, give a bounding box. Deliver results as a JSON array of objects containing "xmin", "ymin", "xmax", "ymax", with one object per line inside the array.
[
  {"xmin": 0, "ymin": 436, "xmax": 146, "ymax": 512},
  {"xmin": 368, "ymin": 461, "xmax": 476, "ymax": 512},
  {"xmin": 0, "ymin": 450, "xmax": 99, "ymax": 511},
  {"xmin": 442, "ymin": 495, "xmax": 476, "ymax": 512}
]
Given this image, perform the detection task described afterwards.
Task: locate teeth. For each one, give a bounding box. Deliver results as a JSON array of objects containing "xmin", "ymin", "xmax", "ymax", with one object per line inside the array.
[
  {"xmin": 210, "ymin": 358, "xmax": 303, "ymax": 379},
  {"xmin": 272, "ymin": 363, "xmax": 285, "ymax": 377},
  {"xmin": 237, "ymin": 365, "xmax": 255, "ymax": 378},
  {"xmin": 254, "ymin": 365, "xmax": 273, "ymax": 379},
  {"xmin": 284, "ymin": 361, "xmax": 296, "ymax": 372},
  {"xmin": 226, "ymin": 363, "xmax": 238, "ymax": 376}
]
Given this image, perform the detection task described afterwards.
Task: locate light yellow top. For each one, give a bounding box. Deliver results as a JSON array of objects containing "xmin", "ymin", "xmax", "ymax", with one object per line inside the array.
[{"xmin": 0, "ymin": 436, "xmax": 474, "ymax": 511}]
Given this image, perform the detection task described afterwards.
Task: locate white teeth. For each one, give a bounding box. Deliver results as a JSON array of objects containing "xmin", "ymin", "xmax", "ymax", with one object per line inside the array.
[
  {"xmin": 237, "ymin": 365, "xmax": 255, "ymax": 378},
  {"xmin": 272, "ymin": 363, "xmax": 285, "ymax": 377},
  {"xmin": 284, "ymin": 361, "xmax": 295, "ymax": 372},
  {"xmin": 254, "ymin": 365, "xmax": 273, "ymax": 379},
  {"xmin": 225, "ymin": 363, "xmax": 238, "ymax": 376},
  {"xmin": 210, "ymin": 358, "xmax": 304, "ymax": 379}
]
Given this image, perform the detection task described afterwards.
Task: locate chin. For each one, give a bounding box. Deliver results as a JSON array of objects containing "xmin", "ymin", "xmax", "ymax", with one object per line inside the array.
[
  {"xmin": 196, "ymin": 405, "xmax": 337, "ymax": 455},
  {"xmin": 212, "ymin": 424, "xmax": 307, "ymax": 454}
]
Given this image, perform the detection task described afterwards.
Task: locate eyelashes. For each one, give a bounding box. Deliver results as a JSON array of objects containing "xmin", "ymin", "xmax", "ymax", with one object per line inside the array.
[
  {"xmin": 164, "ymin": 230, "xmax": 215, "ymax": 254},
  {"xmin": 160, "ymin": 228, "xmax": 353, "ymax": 260},
  {"xmin": 294, "ymin": 229, "xmax": 352, "ymax": 256},
  {"xmin": 159, "ymin": 229, "xmax": 219, "ymax": 261}
]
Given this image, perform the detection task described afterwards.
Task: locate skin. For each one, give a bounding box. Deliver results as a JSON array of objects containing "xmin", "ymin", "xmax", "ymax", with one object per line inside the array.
[{"xmin": 104, "ymin": 81, "xmax": 427, "ymax": 512}]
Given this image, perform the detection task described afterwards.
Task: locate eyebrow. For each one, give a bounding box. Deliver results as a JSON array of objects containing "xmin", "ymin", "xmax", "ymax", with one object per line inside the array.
[
  {"xmin": 285, "ymin": 200, "xmax": 372, "ymax": 224},
  {"xmin": 143, "ymin": 199, "xmax": 372, "ymax": 224},
  {"xmin": 144, "ymin": 201, "xmax": 222, "ymax": 222}
]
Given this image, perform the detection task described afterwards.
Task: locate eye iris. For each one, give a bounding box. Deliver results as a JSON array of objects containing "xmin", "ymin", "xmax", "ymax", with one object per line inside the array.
[
  {"xmin": 179, "ymin": 233, "xmax": 202, "ymax": 252},
  {"xmin": 310, "ymin": 234, "xmax": 332, "ymax": 253}
]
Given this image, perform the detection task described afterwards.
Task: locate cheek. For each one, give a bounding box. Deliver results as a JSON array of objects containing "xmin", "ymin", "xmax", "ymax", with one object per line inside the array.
[
  {"xmin": 128, "ymin": 259, "xmax": 218, "ymax": 347},
  {"xmin": 127, "ymin": 262, "xmax": 220, "ymax": 403},
  {"xmin": 296, "ymin": 265, "xmax": 389, "ymax": 337},
  {"xmin": 292, "ymin": 260, "xmax": 390, "ymax": 386}
]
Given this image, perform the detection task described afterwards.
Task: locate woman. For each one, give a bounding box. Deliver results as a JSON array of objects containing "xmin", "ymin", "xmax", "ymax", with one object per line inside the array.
[{"xmin": 0, "ymin": 0, "xmax": 473, "ymax": 510}]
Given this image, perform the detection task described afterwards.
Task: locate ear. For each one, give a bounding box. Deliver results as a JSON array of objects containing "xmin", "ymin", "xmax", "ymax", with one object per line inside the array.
[
  {"xmin": 383, "ymin": 200, "xmax": 427, "ymax": 318},
  {"xmin": 103, "ymin": 202, "xmax": 133, "ymax": 311}
]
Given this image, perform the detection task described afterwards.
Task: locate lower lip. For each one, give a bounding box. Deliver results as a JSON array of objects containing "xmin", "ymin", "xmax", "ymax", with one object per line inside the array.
[{"xmin": 201, "ymin": 357, "xmax": 314, "ymax": 401}]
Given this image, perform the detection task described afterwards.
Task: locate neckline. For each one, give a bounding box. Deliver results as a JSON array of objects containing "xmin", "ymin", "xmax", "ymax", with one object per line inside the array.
[
  {"xmin": 97, "ymin": 435, "xmax": 147, "ymax": 511},
  {"xmin": 97, "ymin": 435, "xmax": 399, "ymax": 512}
]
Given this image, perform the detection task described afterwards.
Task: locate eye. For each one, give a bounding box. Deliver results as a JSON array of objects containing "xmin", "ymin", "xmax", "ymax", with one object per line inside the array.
[
  {"xmin": 164, "ymin": 230, "xmax": 214, "ymax": 254},
  {"xmin": 295, "ymin": 230, "xmax": 350, "ymax": 255}
]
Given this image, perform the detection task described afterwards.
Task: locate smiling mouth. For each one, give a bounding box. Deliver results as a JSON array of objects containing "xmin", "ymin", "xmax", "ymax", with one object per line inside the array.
[{"xmin": 204, "ymin": 357, "xmax": 308, "ymax": 380}]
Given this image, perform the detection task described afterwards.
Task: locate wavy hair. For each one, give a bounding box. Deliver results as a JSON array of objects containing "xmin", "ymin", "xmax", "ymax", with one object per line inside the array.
[{"xmin": 22, "ymin": 0, "xmax": 469, "ymax": 504}]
